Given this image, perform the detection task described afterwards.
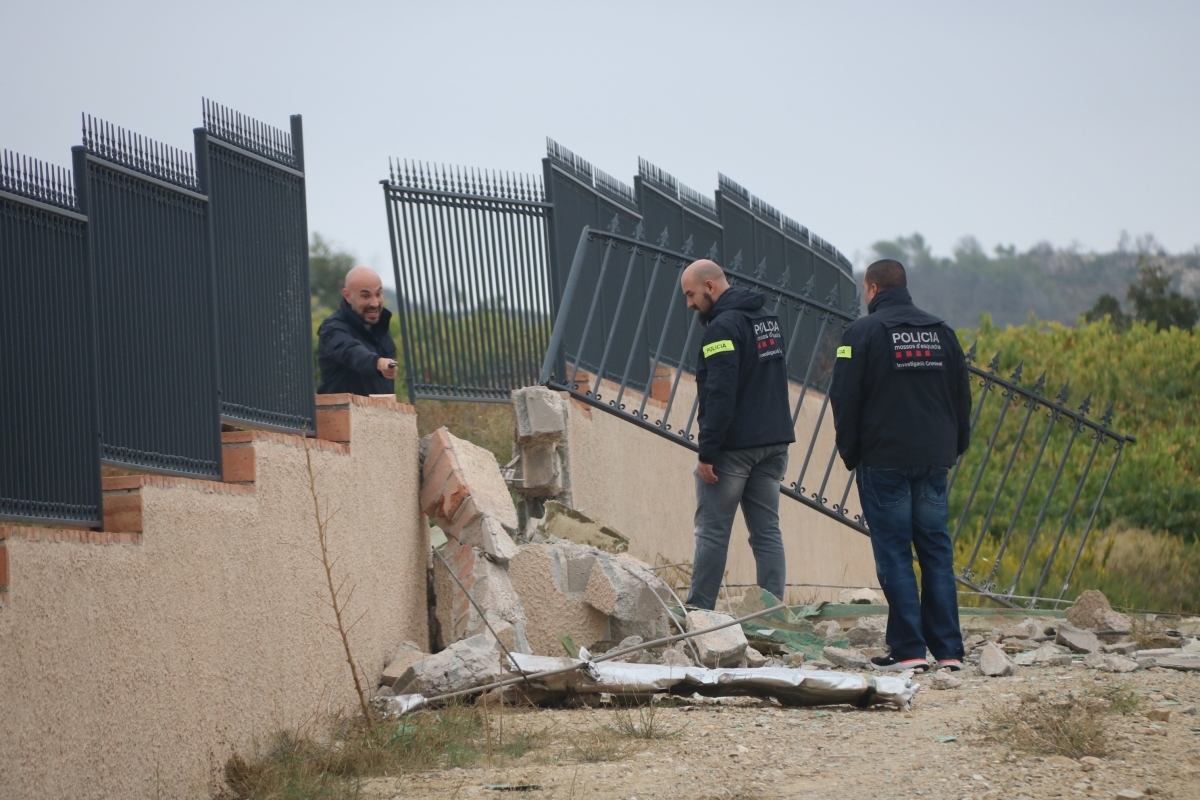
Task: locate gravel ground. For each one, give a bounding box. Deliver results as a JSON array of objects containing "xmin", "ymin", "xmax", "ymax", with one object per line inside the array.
[{"xmin": 361, "ymin": 665, "xmax": 1199, "ymax": 800}]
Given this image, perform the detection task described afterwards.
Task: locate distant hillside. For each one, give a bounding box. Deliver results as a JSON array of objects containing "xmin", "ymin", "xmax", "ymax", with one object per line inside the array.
[{"xmin": 865, "ymin": 233, "xmax": 1200, "ymax": 330}]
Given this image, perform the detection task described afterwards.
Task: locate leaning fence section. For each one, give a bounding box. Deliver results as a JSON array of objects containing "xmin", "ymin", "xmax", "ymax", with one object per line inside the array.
[
  {"xmin": 74, "ymin": 115, "xmax": 223, "ymax": 478},
  {"xmin": 199, "ymin": 100, "xmax": 316, "ymax": 433},
  {"xmin": 382, "ymin": 160, "xmax": 553, "ymax": 402},
  {"xmin": 0, "ymin": 152, "xmax": 103, "ymax": 526},
  {"xmin": 539, "ymin": 227, "xmax": 1133, "ymax": 610}
]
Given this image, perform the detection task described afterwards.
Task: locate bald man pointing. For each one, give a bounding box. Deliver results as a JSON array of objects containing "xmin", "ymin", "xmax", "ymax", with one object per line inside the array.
[
  {"xmin": 316, "ymin": 266, "xmax": 399, "ymax": 396},
  {"xmin": 680, "ymin": 260, "xmax": 795, "ymax": 609}
]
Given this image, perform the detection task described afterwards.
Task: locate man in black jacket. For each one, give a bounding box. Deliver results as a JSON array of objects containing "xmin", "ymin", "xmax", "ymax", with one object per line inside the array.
[
  {"xmin": 680, "ymin": 259, "xmax": 796, "ymax": 609},
  {"xmin": 316, "ymin": 266, "xmax": 398, "ymax": 396},
  {"xmin": 829, "ymin": 259, "xmax": 972, "ymax": 672}
]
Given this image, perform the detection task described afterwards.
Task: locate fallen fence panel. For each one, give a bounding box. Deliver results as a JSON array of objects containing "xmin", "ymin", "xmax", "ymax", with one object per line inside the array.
[{"xmin": 539, "ymin": 226, "xmax": 1134, "ymax": 609}]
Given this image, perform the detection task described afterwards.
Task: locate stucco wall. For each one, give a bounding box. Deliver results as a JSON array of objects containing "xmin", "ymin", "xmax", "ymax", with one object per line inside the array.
[
  {"xmin": 563, "ymin": 374, "xmax": 876, "ymax": 605},
  {"xmin": 0, "ymin": 397, "xmax": 427, "ymax": 799}
]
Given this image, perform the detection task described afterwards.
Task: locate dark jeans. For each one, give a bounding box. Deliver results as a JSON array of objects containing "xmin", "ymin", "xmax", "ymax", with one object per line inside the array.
[
  {"xmin": 856, "ymin": 466, "xmax": 964, "ymax": 661},
  {"xmin": 686, "ymin": 444, "xmax": 789, "ymax": 610}
]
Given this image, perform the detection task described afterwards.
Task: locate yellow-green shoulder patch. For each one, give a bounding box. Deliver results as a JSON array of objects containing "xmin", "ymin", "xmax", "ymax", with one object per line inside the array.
[
  {"xmin": 703, "ymin": 339, "xmax": 735, "ymax": 358},
  {"xmin": 836, "ymin": 345, "xmax": 852, "ymax": 359}
]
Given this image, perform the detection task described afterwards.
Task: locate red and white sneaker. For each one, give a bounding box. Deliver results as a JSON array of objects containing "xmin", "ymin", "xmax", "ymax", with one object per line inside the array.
[
  {"xmin": 935, "ymin": 659, "xmax": 963, "ymax": 672},
  {"xmin": 870, "ymin": 655, "xmax": 930, "ymax": 673}
]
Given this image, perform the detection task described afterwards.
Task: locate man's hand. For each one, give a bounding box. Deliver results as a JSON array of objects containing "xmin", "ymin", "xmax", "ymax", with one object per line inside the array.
[
  {"xmin": 377, "ymin": 357, "xmax": 398, "ymax": 379},
  {"xmin": 697, "ymin": 461, "xmax": 718, "ymax": 484}
]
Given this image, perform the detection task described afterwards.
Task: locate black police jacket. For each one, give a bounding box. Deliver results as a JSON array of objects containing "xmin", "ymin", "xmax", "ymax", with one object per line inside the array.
[
  {"xmin": 829, "ymin": 286, "xmax": 971, "ymax": 470},
  {"xmin": 316, "ymin": 300, "xmax": 397, "ymax": 396},
  {"xmin": 695, "ymin": 288, "xmax": 796, "ymax": 464}
]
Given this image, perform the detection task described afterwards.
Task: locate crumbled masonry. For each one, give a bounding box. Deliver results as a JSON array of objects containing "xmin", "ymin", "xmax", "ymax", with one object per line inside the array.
[{"xmin": 405, "ymin": 424, "xmax": 1200, "ymax": 711}]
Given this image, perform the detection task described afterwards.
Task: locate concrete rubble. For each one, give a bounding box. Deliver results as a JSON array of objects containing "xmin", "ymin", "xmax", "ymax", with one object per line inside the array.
[
  {"xmin": 685, "ymin": 609, "xmax": 749, "ymax": 667},
  {"xmin": 404, "ymin": 414, "xmax": 1200, "ymax": 712}
]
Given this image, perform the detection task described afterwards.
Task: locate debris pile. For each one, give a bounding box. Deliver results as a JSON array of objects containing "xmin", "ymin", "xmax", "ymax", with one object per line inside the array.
[{"xmin": 381, "ymin": 406, "xmax": 1199, "ymax": 715}]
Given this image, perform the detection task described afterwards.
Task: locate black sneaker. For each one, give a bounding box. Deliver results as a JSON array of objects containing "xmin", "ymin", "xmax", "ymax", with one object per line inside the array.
[{"xmin": 870, "ymin": 655, "xmax": 929, "ymax": 673}]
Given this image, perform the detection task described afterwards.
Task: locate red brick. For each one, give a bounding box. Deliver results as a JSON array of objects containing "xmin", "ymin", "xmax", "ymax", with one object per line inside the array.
[
  {"xmin": 316, "ymin": 409, "xmax": 351, "ymax": 443},
  {"xmin": 433, "ymin": 470, "xmax": 470, "ymax": 527},
  {"xmin": 0, "ymin": 541, "xmax": 8, "ymax": 592},
  {"xmin": 221, "ymin": 444, "xmax": 256, "ymax": 483},
  {"xmin": 316, "ymin": 393, "xmax": 353, "ymax": 407},
  {"xmin": 103, "ymin": 492, "xmax": 143, "ymax": 533},
  {"xmin": 419, "ymin": 451, "xmax": 460, "ymax": 517},
  {"xmin": 102, "ymin": 476, "xmax": 146, "ymax": 492},
  {"xmin": 424, "ymin": 428, "xmax": 453, "ymax": 475}
]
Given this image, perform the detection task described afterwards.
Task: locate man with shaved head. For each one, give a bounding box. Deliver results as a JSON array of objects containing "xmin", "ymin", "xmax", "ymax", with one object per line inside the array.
[
  {"xmin": 680, "ymin": 259, "xmax": 795, "ymax": 609},
  {"xmin": 316, "ymin": 265, "xmax": 399, "ymax": 396}
]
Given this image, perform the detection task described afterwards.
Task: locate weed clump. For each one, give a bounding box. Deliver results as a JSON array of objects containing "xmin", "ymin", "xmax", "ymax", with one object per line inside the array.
[
  {"xmin": 215, "ymin": 704, "xmax": 537, "ymax": 799},
  {"xmin": 979, "ymin": 684, "xmax": 1139, "ymax": 759}
]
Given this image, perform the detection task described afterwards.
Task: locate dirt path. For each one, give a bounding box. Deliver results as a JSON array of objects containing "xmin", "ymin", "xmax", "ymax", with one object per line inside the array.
[{"xmin": 362, "ymin": 665, "xmax": 1198, "ymax": 800}]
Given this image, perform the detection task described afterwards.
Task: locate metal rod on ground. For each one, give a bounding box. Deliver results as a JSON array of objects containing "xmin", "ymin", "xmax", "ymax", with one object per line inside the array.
[
  {"xmin": 430, "ymin": 544, "xmax": 533, "ymax": 690},
  {"xmin": 404, "ymin": 603, "xmax": 789, "ymax": 709},
  {"xmin": 616, "ymin": 562, "xmax": 703, "ymax": 667}
]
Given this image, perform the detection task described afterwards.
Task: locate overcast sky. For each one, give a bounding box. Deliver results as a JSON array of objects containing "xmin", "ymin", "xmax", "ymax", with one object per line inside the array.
[{"xmin": 4, "ymin": 2, "xmax": 1197, "ymax": 286}]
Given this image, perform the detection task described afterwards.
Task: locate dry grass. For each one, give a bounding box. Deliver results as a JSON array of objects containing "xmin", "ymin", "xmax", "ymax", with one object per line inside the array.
[
  {"xmin": 612, "ymin": 702, "xmax": 686, "ymax": 741},
  {"xmin": 215, "ymin": 703, "xmax": 549, "ymax": 799},
  {"xmin": 979, "ymin": 684, "xmax": 1139, "ymax": 759}
]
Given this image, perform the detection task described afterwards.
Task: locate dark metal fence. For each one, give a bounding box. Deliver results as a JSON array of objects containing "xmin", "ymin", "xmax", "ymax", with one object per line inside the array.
[
  {"xmin": 0, "ymin": 152, "xmax": 103, "ymax": 526},
  {"xmin": 198, "ymin": 100, "xmax": 315, "ymax": 433},
  {"xmin": 74, "ymin": 115, "xmax": 223, "ymax": 477},
  {"xmin": 540, "ymin": 227, "xmax": 1133, "ymax": 609},
  {"xmin": 382, "ymin": 160, "xmax": 553, "ymax": 402},
  {"xmin": 1, "ymin": 101, "xmax": 315, "ymax": 526}
]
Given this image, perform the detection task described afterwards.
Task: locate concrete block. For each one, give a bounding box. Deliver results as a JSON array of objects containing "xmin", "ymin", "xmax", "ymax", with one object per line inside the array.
[
  {"xmin": 1065, "ymin": 589, "xmax": 1118, "ymax": 631},
  {"xmin": 1056, "ymin": 623, "xmax": 1102, "ymax": 654},
  {"xmin": 432, "ymin": 539, "xmax": 528, "ymax": 651},
  {"xmin": 685, "ymin": 609, "xmax": 748, "ymax": 668},
  {"xmin": 845, "ymin": 615, "xmax": 887, "ymax": 648},
  {"xmin": 518, "ymin": 444, "xmax": 564, "ymax": 496},
  {"xmin": 392, "ymin": 634, "xmax": 503, "ymax": 697},
  {"xmin": 838, "ymin": 587, "xmax": 883, "ymax": 605},
  {"xmin": 1013, "ymin": 643, "xmax": 1073, "ymax": 667},
  {"xmin": 978, "ymin": 642, "xmax": 1017, "ymax": 677},
  {"xmin": 381, "ymin": 641, "xmax": 427, "ymax": 687},
  {"xmin": 583, "ymin": 554, "xmax": 660, "ymax": 621},
  {"xmin": 998, "ymin": 617, "xmax": 1044, "ymax": 640},
  {"xmin": 814, "ymin": 620, "xmax": 844, "ymax": 641},
  {"xmin": 448, "ymin": 496, "xmax": 519, "ymax": 563},
  {"xmin": 822, "ymin": 646, "xmax": 869, "ymax": 670},
  {"xmin": 513, "ymin": 386, "xmax": 567, "ymax": 445},
  {"xmin": 508, "ymin": 541, "xmax": 609, "ymax": 656},
  {"xmin": 538, "ymin": 501, "xmax": 628, "ymax": 553}
]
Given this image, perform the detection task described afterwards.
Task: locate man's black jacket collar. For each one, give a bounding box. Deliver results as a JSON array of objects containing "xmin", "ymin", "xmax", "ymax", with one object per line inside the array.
[{"xmin": 867, "ymin": 286, "xmax": 914, "ymax": 315}]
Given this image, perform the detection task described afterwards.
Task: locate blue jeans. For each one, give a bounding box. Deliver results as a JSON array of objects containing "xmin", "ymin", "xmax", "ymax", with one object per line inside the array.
[
  {"xmin": 856, "ymin": 466, "xmax": 963, "ymax": 661},
  {"xmin": 686, "ymin": 444, "xmax": 789, "ymax": 610}
]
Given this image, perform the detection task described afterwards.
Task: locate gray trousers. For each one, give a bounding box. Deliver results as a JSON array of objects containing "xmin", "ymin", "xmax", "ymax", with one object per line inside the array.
[{"xmin": 685, "ymin": 444, "xmax": 789, "ymax": 610}]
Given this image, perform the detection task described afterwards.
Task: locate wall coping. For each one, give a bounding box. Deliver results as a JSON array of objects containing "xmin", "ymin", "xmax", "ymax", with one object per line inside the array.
[
  {"xmin": 0, "ymin": 526, "xmax": 142, "ymax": 546},
  {"xmin": 316, "ymin": 393, "xmax": 416, "ymax": 415},
  {"xmin": 220, "ymin": 429, "xmax": 350, "ymax": 456},
  {"xmin": 102, "ymin": 475, "xmax": 256, "ymax": 496}
]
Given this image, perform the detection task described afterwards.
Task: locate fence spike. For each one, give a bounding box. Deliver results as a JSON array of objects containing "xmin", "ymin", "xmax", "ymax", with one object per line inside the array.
[
  {"xmin": 657, "ymin": 227, "xmax": 670, "ymax": 247},
  {"xmin": 707, "ymin": 241, "xmax": 719, "ymax": 260},
  {"xmin": 778, "ymin": 265, "xmax": 791, "ymax": 290},
  {"xmin": 1100, "ymin": 403, "xmax": 1115, "ymax": 427},
  {"xmin": 755, "ymin": 257, "xmax": 768, "ymax": 279},
  {"xmin": 1055, "ymin": 381, "xmax": 1070, "ymax": 405},
  {"xmin": 1031, "ymin": 371, "xmax": 1047, "ymax": 395},
  {"xmin": 1010, "ymin": 361, "xmax": 1024, "ymax": 383},
  {"xmin": 824, "ymin": 282, "xmax": 840, "ymax": 306},
  {"xmin": 987, "ymin": 351, "xmax": 1002, "ymax": 374},
  {"xmin": 633, "ymin": 221, "xmax": 644, "ymax": 241},
  {"xmin": 681, "ymin": 234, "xmax": 694, "ymax": 256},
  {"xmin": 965, "ymin": 341, "xmax": 978, "ymax": 363},
  {"xmin": 731, "ymin": 250, "xmax": 743, "ymax": 272},
  {"xmin": 801, "ymin": 275, "xmax": 815, "ymax": 298},
  {"xmin": 1078, "ymin": 394, "xmax": 1092, "ymax": 416}
]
